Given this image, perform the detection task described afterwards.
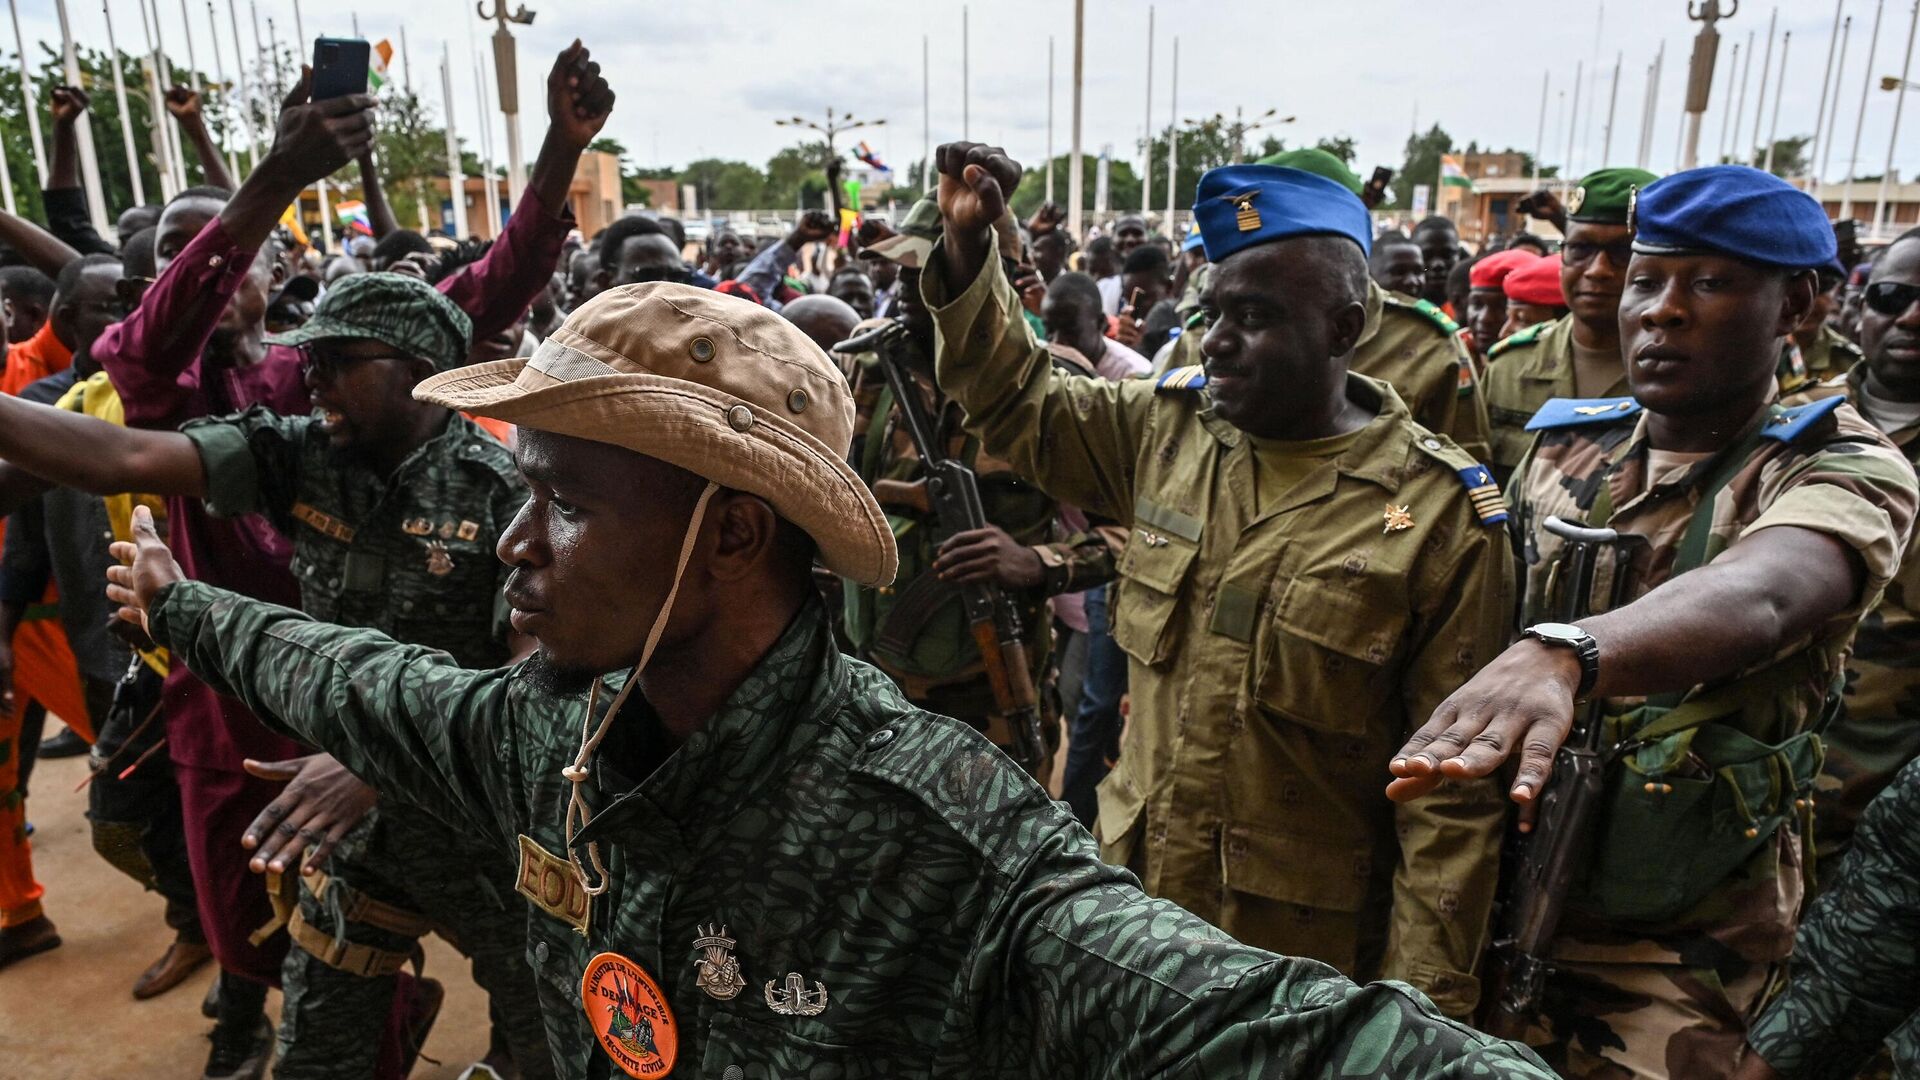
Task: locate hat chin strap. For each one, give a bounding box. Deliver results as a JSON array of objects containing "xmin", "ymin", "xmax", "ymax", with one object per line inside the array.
[{"xmin": 562, "ymin": 480, "xmax": 720, "ymax": 896}]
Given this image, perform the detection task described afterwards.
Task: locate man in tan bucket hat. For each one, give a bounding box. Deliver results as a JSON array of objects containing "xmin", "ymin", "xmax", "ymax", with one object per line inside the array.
[{"xmin": 105, "ymin": 283, "xmax": 1553, "ymax": 1078}]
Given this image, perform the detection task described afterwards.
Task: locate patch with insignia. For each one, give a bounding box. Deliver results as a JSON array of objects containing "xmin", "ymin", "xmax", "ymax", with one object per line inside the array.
[
  {"xmin": 1383, "ymin": 504, "xmax": 1415, "ymax": 532},
  {"xmin": 1229, "ymin": 191, "xmax": 1261, "ymax": 232},
  {"xmin": 291, "ymin": 502, "xmax": 355, "ymax": 543},
  {"xmin": 1454, "ymin": 465, "xmax": 1509, "ymax": 526},
  {"xmin": 1568, "ymin": 185, "xmax": 1587, "ymax": 215},
  {"xmin": 402, "ymin": 517, "xmax": 433, "ymax": 536},
  {"xmin": 516, "ymin": 833, "xmax": 590, "ymax": 933},
  {"xmin": 1760, "ymin": 395, "xmax": 1845, "ymax": 443},
  {"xmin": 1525, "ymin": 396, "xmax": 1643, "ymax": 431},
  {"xmin": 456, "ymin": 520, "xmax": 481, "ymax": 541},
  {"xmin": 582, "ymin": 952, "xmax": 677, "ymax": 1078}
]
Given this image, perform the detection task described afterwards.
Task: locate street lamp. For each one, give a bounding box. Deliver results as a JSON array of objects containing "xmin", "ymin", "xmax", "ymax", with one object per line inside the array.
[
  {"xmin": 775, "ymin": 108, "xmax": 886, "ymax": 219},
  {"xmin": 1882, "ymin": 74, "xmax": 1920, "ymax": 90},
  {"xmin": 1182, "ymin": 107, "xmax": 1295, "ymax": 164},
  {"xmin": 477, "ymin": 0, "xmax": 536, "ymax": 207}
]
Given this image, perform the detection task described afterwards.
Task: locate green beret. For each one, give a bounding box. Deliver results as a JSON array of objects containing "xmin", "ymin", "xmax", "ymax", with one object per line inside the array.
[
  {"xmin": 1253, "ymin": 148, "xmax": 1363, "ymax": 196},
  {"xmin": 1568, "ymin": 167, "xmax": 1660, "ymax": 225}
]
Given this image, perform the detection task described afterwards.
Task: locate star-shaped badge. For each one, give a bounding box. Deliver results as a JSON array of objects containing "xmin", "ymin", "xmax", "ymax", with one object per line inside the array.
[{"xmin": 1384, "ymin": 504, "xmax": 1415, "ymax": 533}]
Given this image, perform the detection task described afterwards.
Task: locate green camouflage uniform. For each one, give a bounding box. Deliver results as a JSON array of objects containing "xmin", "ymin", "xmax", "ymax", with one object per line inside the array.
[
  {"xmin": 1481, "ymin": 316, "xmax": 1630, "ymax": 483},
  {"xmin": 1783, "ymin": 366, "xmax": 1920, "ymax": 885},
  {"xmin": 1743, "ymin": 755, "xmax": 1920, "ymax": 1079},
  {"xmin": 1507, "ymin": 392, "xmax": 1918, "ymax": 1079},
  {"xmin": 1352, "ymin": 281, "xmax": 1493, "ymax": 463},
  {"xmin": 182, "ymin": 407, "xmax": 549, "ymax": 1079},
  {"xmin": 1777, "ymin": 324, "xmax": 1866, "ymax": 397},
  {"xmin": 839, "ymin": 331, "xmax": 1116, "ymax": 761},
  {"xmin": 147, "ymin": 579, "xmax": 1558, "ymax": 1080},
  {"xmin": 925, "ymin": 251, "xmax": 1515, "ymax": 1019}
]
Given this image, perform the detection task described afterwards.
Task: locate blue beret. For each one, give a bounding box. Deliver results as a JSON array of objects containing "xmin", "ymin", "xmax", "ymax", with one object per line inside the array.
[
  {"xmin": 1631, "ymin": 165, "xmax": 1837, "ymax": 270},
  {"xmin": 1181, "ymin": 223, "xmax": 1206, "ymax": 254},
  {"xmin": 1194, "ymin": 165, "xmax": 1372, "ymax": 263}
]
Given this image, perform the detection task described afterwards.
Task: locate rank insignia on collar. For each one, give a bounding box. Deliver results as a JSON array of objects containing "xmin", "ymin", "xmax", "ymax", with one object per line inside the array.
[
  {"xmin": 692, "ymin": 925, "xmax": 745, "ymax": 1001},
  {"xmin": 1383, "ymin": 504, "xmax": 1415, "ymax": 533},
  {"xmin": 425, "ymin": 540, "xmax": 455, "ymax": 576},
  {"xmin": 456, "ymin": 520, "xmax": 481, "ymax": 541},
  {"xmin": 581, "ymin": 952, "xmax": 678, "ymax": 1079},
  {"xmin": 402, "ymin": 517, "xmax": 433, "ymax": 536},
  {"xmin": 1573, "ymin": 401, "xmax": 1635, "ymax": 416},
  {"xmin": 438, "ymin": 520, "xmax": 456, "ymax": 540},
  {"xmin": 1229, "ymin": 192, "xmax": 1261, "ymax": 232},
  {"xmin": 765, "ymin": 971, "xmax": 829, "ymax": 1016}
]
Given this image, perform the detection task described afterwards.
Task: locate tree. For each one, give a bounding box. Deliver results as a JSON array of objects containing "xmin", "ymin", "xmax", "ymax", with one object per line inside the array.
[
  {"xmin": 1743, "ymin": 135, "xmax": 1812, "ymax": 178},
  {"xmin": 763, "ymin": 140, "xmax": 830, "ymax": 210},
  {"xmin": 678, "ymin": 158, "xmax": 766, "ymax": 211},
  {"xmin": 1314, "ymin": 136, "xmax": 1358, "ymax": 164},
  {"xmin": 1007, "ymin": 153, "xmax": 1142, "ymax": 219},
  {"xmin": 1392, "ymin": 123, "xmax": 1455, "ymax": 211}
]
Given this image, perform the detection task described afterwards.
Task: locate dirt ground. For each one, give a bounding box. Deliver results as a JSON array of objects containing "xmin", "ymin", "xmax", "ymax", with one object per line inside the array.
[{"xmin": 0, "ymin": 745, "xmax": 492, "ymax": 1078}]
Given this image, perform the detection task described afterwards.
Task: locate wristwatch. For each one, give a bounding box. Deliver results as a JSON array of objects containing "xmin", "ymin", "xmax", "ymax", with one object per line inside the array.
[{"xmin": 1521, "ymin": 622, "xmax": 1601, "ymax": 699}]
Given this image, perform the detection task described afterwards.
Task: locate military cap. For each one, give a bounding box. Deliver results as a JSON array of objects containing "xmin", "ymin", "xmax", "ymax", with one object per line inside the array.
[
  {"xmin": 1181, "ymin": 222, "xmax": 1205, "ymax": 254},
  {"xmin": 1502, "ymin": 253, "xmax": 1566, "ymax": 306},
  {"xmin": 1254, "ymin": 148, "xmax": 1364, "ymax": 196},
  {"xmin": 1631, "ymin": 165, "xmax": 1838, "ymax": 270},
  {"xmin": 416, "ymin": 283, "xmax": 897, "ymax": 587},
  {"xmin": 1566, "ymin": 167, "xmax": 1659, "ymax": 224},
  {"xmin": 266, "ymin": 271, "xmax": 473, "ymax": 373},
  {"xmin": 864, "ymin": 196, "xmax": 941, "ymax": 269},
  {"xmin": 1194, "ymin": 164, "xmax": 1373, "ymax": 264},
  {"xmin": 1469, "ymin": 248, "xmax": 1540, "ymax": 290}
]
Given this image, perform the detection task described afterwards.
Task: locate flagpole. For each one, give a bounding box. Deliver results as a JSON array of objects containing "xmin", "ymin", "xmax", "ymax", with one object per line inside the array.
[
  {"xmin": 1821, "ymin": 17, "xmax": 1854, "ymax": 186},
  {"xmin": 1731, "ymin": 31, "xmax": 1754, "ymax": 164},
  {"xmin": 148, "ymin": 0, "xmax": 188, "ymax": 189},
  {"xmin": 1534, "ymin": 70, "xmax": 1549, "ymax": 186},
  {"xmin": 1141, "ymin": 5, "xmax": 1152, "ymax": 218},
  {"xmin": 440, "ymin": 41, "xmax": 467, "ymax": 238},
  {"xmin": 1844, "ymin": 0, "xmax": 1886, "ymax": 219},
  {"xmin": 1763, "ymin": 32, "xmax": 1791, "ymax": 172},
  {"xmin": 204, "ymin": 0, "xmax": 238, "ymax": 180},
  {"xmin": 104, "ymin": 1, "xmax": 147, "ymax": 206},
  {"xmin": 137, "ymin": 0, "xmax": 175, "ymax": 198},
  {"xmin": 9, "ymin": 0, "xmax": 47, "ymax": 184},
  {"xmin": 1044, "ymin": 36, "xmax": 1053, "ymax": 204},
  {"xmin": 1068, "ymin": 0, "xmax": 1084, "ymax": 239},
  {"xmin": 1811, "ymin": 0, "xmax": 1846, "ymax": 191},
  {"xmin": 1602, "ymin": 50, "xmax": 1622, "ymax": 163},
  {"xmin": 1750, "ymin": 8, "xmax": 1777, "ymax": 163},
  {"xmin": 1873, "ymin": 0, "xmax": 1919, "ymax": 237},
  {"xmin": 1165, "ymin": 35, "xmax": 1177, "ymax": 239},
  {"xmin": 55, "ymin": 0, "xmax": 113, "ymax": 231},
  {"xmin": 1717, "ymin": 41, "xmax": 1740, "ymax": 162},
  {"xmin": 474, "ymin": 48, "xmax": 500, "ymax": 236},
  {"xmin": 0, "ymin": 113, "xmax": 13, "ymax": 213}
]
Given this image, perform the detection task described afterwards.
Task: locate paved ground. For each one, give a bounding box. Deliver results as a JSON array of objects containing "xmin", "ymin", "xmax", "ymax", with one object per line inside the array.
[{"xmin": 0, "ymin": 743, "xmax": 492, "ymax": 1078}]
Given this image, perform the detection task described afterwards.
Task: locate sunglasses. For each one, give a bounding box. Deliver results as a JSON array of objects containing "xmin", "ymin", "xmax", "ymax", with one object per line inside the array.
[
  {"xmin": 1865, "ymin": 281, "xmax": 1920, "ymax": 317},
  {"xmin": 1562, "ymin": 239, "xmax": 1636, "ymax": 267}
]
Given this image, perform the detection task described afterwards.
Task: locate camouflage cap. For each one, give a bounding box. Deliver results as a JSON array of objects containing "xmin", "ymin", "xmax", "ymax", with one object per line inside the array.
[
  {"xmin": 864, "ymin": 196, "xmax": 941, "ymax": 269},
  {"xmin": 266, "ymin": 272, "xmax": 474, "ymax": 373},
  {"xmin": 1254, "ymin": 148, "xmax": 1364, "ymax": 196},
  {"xmin": 1567, "ymin": 167, "xmax": 1660, "ymax": 224}
]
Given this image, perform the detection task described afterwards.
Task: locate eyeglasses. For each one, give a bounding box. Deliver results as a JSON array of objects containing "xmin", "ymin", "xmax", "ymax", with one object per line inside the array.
[
  {"xmin": 1865, "ymin": 281, "xmax": 1920, "ymax": 317},
  {"xmin": 1562, "ymin": 239, "xmax": 1635, "ymax": 267}
]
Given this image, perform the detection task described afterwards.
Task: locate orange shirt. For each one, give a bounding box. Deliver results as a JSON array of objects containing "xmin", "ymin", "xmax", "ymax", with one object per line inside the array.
[{"xmin": 0, "ymin": 321, "xmax": 74, "ymax": 396}]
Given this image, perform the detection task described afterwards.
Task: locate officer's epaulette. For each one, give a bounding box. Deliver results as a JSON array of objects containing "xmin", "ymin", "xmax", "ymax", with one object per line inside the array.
[
  {"xmin": 1485, "ymin": 320, "xmax": 1547, "ymax": 360},
  {"xmin": 1524, "ymin": 396, "xmax": 1642, "ymax": 431},
  {"xmin": 1382, "ymin": 293, "xmax": 1460, "ymax": 335},
  {"xmin": 1155, "ymin": 365, "xmax": 1207, "ymax": 392},
  {"xmin": 1410, "ymin": 436, "xmax": 1509, "ymax": 526},
  {"xmin": 1762, "ymin": 395, "xmax": 1846, "ymax": 443}
]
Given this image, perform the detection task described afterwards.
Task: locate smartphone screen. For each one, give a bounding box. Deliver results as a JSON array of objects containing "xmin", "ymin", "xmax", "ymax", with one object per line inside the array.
[{"xmin": 311, "ymin": 37, "xmax": 371, "ymax": 100}]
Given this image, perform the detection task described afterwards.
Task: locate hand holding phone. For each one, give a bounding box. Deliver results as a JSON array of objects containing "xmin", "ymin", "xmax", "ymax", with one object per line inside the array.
[{"xmin": 310, "ymin": 38, "xmax": 371, "ymax": 101}]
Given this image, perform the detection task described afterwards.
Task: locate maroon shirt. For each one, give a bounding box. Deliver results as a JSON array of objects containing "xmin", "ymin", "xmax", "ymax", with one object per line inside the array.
[{"xmin": 97, "ymin": 190, "xmax": 571, "ymax": 771}]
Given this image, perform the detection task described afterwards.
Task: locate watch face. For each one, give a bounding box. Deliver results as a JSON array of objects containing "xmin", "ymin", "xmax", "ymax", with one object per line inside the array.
[{"xmin": 1529, "ymin": 622, "xmax": 1586, "ymax": 643}]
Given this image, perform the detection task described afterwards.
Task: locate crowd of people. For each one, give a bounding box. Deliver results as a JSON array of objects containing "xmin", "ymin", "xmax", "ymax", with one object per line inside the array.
[{"xmin": 0, "ymin": 29, "xmax": 1915, "ymax": 1080}]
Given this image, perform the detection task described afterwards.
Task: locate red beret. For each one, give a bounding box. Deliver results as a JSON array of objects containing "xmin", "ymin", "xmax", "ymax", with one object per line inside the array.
[
  {"xmin": 1503, "ymin": 254, "xmax": 1566, "ymax": 306},
  {"xmin": 1469, "ymin": 249, "xmax": 1540, "ymax": 290}
]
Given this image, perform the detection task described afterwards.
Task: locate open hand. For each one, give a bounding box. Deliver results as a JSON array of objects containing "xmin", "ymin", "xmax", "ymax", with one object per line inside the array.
[
  {"xmin": 241, "ymin": 754, "xmax": 378, "ymax": 875},
  {"xmin": 545, "ymin": 40, "xmax": 614, "ymax": 149},
  {"xmin": 49, "ymin": 85, "xmax": 90, "ymax": 125},
  {"xmin": 105, "ymin": 505, "xmax": 183, "ymax": 639}
]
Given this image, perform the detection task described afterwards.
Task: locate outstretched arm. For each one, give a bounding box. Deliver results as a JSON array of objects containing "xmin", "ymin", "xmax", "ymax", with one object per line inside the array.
[
  {"xmin": 355, "ymin": 152, "xmax": 399, "ymax": 239},
  {"xmin": 0, "ymin": 209, "xmax": 81, "ymax": 281},
  {"xmin": 164, "ymin": 86, "xmax": 235, "ymax": 192},
  {"xmin": 0, "ymin": 392, "xmax": 206, "ymax": 498},
  {"xmin": 43, "ymin": 86, "xmax": 114, "ymax": 255}
]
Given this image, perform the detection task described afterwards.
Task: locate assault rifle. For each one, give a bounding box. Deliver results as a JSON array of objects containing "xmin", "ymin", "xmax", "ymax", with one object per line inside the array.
[{"xmin": 832, "ymin": 322, "xmax": 1047, "ymax": 770}]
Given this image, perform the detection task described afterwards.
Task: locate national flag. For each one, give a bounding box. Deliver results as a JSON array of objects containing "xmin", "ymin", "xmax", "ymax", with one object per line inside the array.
[
  {"xmin": 1440, "ymin": 154, "xmax": 1474, "ymax": 190},
  {"xmin": 368, "ymin": 39, "xmax": 394, "ymax": 92},
  {"xmin": 334, "ymin": 199, "xmax": 373, "ymax": 236},
  {"xmin": 853, "ymin": 140, "xmax": 890, "ymax": 173}
]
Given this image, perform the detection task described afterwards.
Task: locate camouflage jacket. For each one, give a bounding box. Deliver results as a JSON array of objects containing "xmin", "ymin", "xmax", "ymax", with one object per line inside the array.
[
  {"xmin": 1744, "ymin": 755, "xmax": 1920, "ymax": 1079},
  {"xmin": 1512, "ymin": 393, "xmax": 1918, "ymax": 964},
  {"xmin": 181, "ymin": 407, "xmax": 526, "ymax": 669},
  {"xmin": 148, "ymin": 581, "xmax": 1556, "ymax": 1080},
  {"xmin": 926, "ymin": 250, "xmax": 1516, "ymax": 1019},
  {"xmin": 1481, "ymin": 316, "xmax": 1629, "ymax": 480},
  {"xmin": 1777, "ymin": 324, "xmax": 1866, "ymax": 397},
  {"xmin": 1784, "ymin": 365, "xmax": 1920, "ymax": 877},
  {"xmin": 1352, "ymin": 282, "xmax": 1492, "ymax": 463}
]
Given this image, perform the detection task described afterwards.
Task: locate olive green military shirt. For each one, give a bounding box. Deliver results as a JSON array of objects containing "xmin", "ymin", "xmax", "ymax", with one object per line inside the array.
[
  {"xmin": 1482, "ymin": 316, "xmax": 1630, "ymax": 481},
  {"xmin": 182, "ymin": 407, "xmax": 525, "ymax": 669},
  {"xmin": 149, "ymin": 581, "xmax": 1556, "ymax": 1080},
  {"xmin": 925, "ymin": 250, "xmax": 1516, "ymax": 1019},
  {"xmin": 1353, "ymin": 281, "xmax": 1493, "ymax": 463},
  {"xmin": 1778, "ymin": 324, "xmax": 1866, "ymax": 396}
]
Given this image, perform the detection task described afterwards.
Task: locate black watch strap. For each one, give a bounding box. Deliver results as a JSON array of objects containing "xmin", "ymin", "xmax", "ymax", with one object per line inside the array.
[{"xmin": 1523, "ymin": 625, "xmax": 1600, "ymax": 699}]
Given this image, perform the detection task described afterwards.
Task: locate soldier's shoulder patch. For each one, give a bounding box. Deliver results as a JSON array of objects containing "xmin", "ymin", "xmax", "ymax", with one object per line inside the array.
[
  {"xmin": 1485, "ymin": 320, "xmax": 1548, "ymax": 360},
  {"xmin": 1411, "ymin": 433, "xmax": 1508, "ymax": 526},
  {"xmin": 1155, "ymin": 365, "xmax": 1208, "ymax": 392},
  {"xmin": 516, "ymin": 833, "xmax": 591, "ymax": 935},
  {"xmin": 1762, "ymin": 395, "xmax": 1846, "ymax": 443},
  {"xmin": 1382, "ymin": 292, "xmax": 1460, "ymax": 335},
  {"xmin": 1524, "ymin": 396, "xmax": 1642, "ymax": 431}
]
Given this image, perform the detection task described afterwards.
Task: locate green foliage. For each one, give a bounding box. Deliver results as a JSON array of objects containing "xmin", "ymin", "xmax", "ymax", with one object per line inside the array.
[
  {"xmin": 678, "ymin": 158, "xmax": 765, "ymax": 211},
  {"xmin": 1007, "ymin": 153, "xmax": 1142, "ymax": 219},
  {"xmin": 763, "ymin": 141, "xmax": 830, "ymax": 210},
  {"xmin": 1392, "ymin": 123, "xmax": 1455, "ymax": 210}
]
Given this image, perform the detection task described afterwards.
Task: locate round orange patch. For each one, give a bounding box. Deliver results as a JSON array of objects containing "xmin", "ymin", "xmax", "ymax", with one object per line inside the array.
[{"xmin": 580, "ymin": 952, "xmax": 678, "ymax": 1078}]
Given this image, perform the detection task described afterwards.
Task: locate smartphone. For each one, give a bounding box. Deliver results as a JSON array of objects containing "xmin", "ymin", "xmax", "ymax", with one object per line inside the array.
[
  {"xmin": 1363, "ymin": 166, "xmax": 1394, "ymax": 209},
  {"xmin": 1125, "ymin": 286, "xmax": 1143, "ymax": 320},
  {"xmin": 311, "ymin": 37, "xmax": 370, "ymax": 100}
]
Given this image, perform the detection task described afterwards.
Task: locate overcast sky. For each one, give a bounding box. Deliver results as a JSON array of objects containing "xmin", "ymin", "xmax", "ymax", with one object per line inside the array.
[{"xmin": 16, "ymin": 0, "xmax": 1920, "ymax": 200}]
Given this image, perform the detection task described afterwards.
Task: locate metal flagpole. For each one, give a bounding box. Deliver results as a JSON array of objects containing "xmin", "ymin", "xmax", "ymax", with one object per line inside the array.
[
  {"xmin": 1142, "ymin": 6, "xmax": 1152, "ymax": 217},
  {"xmin": 9, "ymin": 0, "xmax": 47, "ymax": 183},
  {"xmin": 440, "ymin": 41, "xmax": 466, "ymax": 238},
  {"xmin": 292, "ymin": 0, "xmax": 332, "ymax": 253},
  {"xmin": 1821, "ymin": 17, "xmax": 1854, "ymax": 185},
  {"xmin": 227, "ymin": 0, "xmax": 255, "ymax": 167},
  {"xmin": 962, "ymin": 6, "xmax": 969, "ymax": 140},
  {"xmin": 1602, "ymin": 50, "xmax": 1622, "ymax": 163},
  {"xmin": 1718, "ymin": 41, "xmax": 1741, "ymax": 162},
  {"xmin": 1844, "ymin": 0, "xmax": 1886, "ymax": 219},
  {"xmin": 1566, "ymin": 60, "xmax": 1583, "ymax": 175},
  {"xmin": 1873, "ymin": 0, "xmax": 1919, "ymax": 236},
  {"xmin": 474, "ymin": 49, "xmax": 500, "ymax": 235},
  {"xmin": 138, "ymin": 0, "xmax": 175, "ymax": 198},
  {"xmin": 55, "ymin": 0, "xmax": 113, "ymax": 233},
  {"xmin": 0, "ymin": 111, "xmax": 13, "ymax": 212},
  {"xmin": 204, "ymin": 0, "xmax": 238, "ymax": 181},
  {"xmin": 1045, "ymin": 36, "xmax": 1053, "ymax": 204},
  {"xmin": 1732, "ymin": 32, "xmax": 1754, "ymax": 164},
  {"xmin": 1751, "ymin": 9, "xmax": 1777, "ymax": 163},
  {"xmin": 1165, "ymin": 35, "xmax": 1177, "ymax": 238},
  {"xmin": 1534, "ymin": 70, "xmax": 1550, "ymax": 186},
  {"xmin": 150, "ymin": 0, "xmax": 188, "ymax": 190},
  {"xmin": 920, "ymin": 35, "xmax": 928, "ymax": 192},
  {"xmin": 1068, "ymin": 0, "xmax": 1084, "ymax": 239},
  {"xmin": 105, "ymin": 0, "xmax": 147, "ymax": 205},
  {"xmin": 1811, "ymin": 0, "xmax": 1846, "ymax": 191},
  {"xmin": 178, "ymin": 0, "xmax": 201, "ymax": 94},
  {"xmin": 1763, "ymin": 32, "xmax": 1791, "ymax": 172}
]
